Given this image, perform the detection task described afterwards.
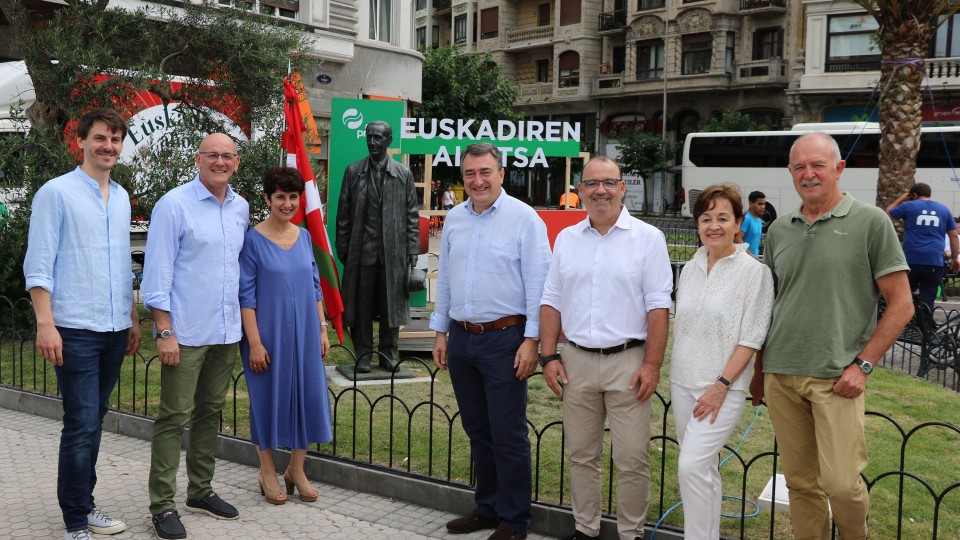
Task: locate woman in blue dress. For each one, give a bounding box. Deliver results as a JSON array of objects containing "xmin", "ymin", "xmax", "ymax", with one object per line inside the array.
[{"xmin": 239, "ymin": 167, "xmax": 332, "ymax": 505}]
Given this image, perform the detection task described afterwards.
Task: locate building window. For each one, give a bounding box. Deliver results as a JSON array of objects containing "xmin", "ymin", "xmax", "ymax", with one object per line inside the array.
[
  {"xmin": 369, "ymin": 0, "xmax": 392, "ymax": 42},
  {"xmin": 416, "ymin": 0, "xmax": 426, "ymax": 10},
  {"xmin": 454, "ymin": 15, "xmax": 467, "ymax": 44},
  {"xmin": 559, "ymin": 0, "xmax": 581, "ymax": 26},
  {"xmin": 636, "ymin": 39, "xmax": 664, "ymax": 80},
  {"xmin": 725, "ymin": 32, "xmax": 735, "ymax": 74},
  {"xmin": 682, "ymin": 33, "xmax": 712, "ymax": 75},
  {"xmin": 538, "ymin": 3, "xmax": 551, "ymax": 26},
  {"xmin": 558, "ymin": 51, "xmax": 580, "ymax": 87},
  {"xmin": 480, "ymin": 7, "xmax": 498, "ymax": 39},
  {"xmin": 612, "ymin": 45, "xmax": 626, "ymax": 74},
  {"xmin": 536, "ymin": 59, "xmax": 550, "ymax": 82},
  {"xmin": 416, "ymin": 26, "xmax": 427, "ymax": 50},
  {"xmin": 638, "ymin": 0, "xmax": 665, "ymax": 10},
  {"xmin": 218, "ymin": 0, "xmax": 298, "ymax": 19},
  {"xmin": 432, "ymin": 25, "xmax": 440, "ymax": 48},
  {"xmin": 933, "ymin": 13, "xmax": 960, "ymax": 57},
  {"xmin": 826, "ymin": 13, "xmax": 880, "ymax": 72},
  {"xmin": 753, "ymin": 27, "xmax": 784, "ymax": 60}
]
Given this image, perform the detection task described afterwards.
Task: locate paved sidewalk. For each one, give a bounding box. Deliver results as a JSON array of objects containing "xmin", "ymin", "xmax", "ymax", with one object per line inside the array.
[{"xmin": 0, "ymin": 407, "xmax": 555, "ymax": 540}]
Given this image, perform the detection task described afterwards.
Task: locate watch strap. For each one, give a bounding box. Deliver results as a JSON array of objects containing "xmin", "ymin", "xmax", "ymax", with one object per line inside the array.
[
  {"xmin": 539, "ymin": 353, "xmax": 561, "ymax": 367},
  {"xmin": 716, "ymin": 375, "xmax": 732, "ymax": 387}
]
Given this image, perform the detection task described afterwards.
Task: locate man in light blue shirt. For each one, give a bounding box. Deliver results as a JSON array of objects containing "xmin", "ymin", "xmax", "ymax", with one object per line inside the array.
[
  {"xmin": 430, "ymin": 143, "xmax": 551, "ymax": 540},
  {"xmin": 735, "ymin": 190, "xmax": 765, "ymax": 257},
  {"xmin": 142, "ymin": 133, "xmax": 249, "ymax": 540},
  {"xmin": 24, "ymin": 108, "xmax": 140, "ymax": 540}
]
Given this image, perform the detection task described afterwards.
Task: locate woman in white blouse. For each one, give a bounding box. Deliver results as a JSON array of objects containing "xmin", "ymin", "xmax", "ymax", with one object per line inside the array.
[{"xmin": 669, "ymin": 184, "xmax": 774, "ymax": 539}]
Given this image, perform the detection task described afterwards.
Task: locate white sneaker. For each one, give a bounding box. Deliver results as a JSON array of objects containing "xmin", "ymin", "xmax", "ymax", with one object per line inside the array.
[
  {"xmin": 87, "ymin": 507, "xmax": 127, "ymax": 535},
  {"xmin": 65, "ymin": 529, "xmax": 92, "ymax": 540}
]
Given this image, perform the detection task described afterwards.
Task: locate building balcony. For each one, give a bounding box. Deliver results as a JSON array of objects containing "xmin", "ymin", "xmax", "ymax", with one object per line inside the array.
[
  {"xmin": 927, "ymin": 56, "xmax": 960, "ymax": 84},
  {"xmin": 734, "ymin": 58, "xmax": 788, "ymax": 86},
  {"xmin": 505, "ymin": 25, "xmax": 554, "ymax": 49},
  {"xmin": 598, "ymin": 10, "xmax": 627, "ymax": 33},
  {"xmin": 594, "ymin": 73, "xmax": 624, "ymax": 95},
  {"xmin": 433, "ymin": 0, "xmax": 451, "ymax": 13},
  {"xmin": 516, "ymin": 81, "xmax": 590, "ymax": 104},
  {"xmin": 739, "ymin": 0, "xmax": 787, "ymax": 16}
]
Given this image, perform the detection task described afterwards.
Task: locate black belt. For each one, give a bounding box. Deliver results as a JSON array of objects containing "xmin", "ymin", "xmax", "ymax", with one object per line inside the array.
[
  {"xmin": 569, "ymin": 339, "xmax": 645, "ymax": 355},
  {"xmin": 452, "ymin": 315, "xmax": 527, "ymax": 335}
]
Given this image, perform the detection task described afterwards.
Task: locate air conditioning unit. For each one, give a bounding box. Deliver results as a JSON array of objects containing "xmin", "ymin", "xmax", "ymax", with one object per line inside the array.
[{"xmin": 599, "ymin": 63, "xmax": 611, "ymax": 74}]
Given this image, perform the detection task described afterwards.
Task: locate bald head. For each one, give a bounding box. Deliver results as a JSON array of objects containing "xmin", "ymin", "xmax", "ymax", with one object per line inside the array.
[{"xmin": 196, "ymin": 133, "xmax": 240, "ymax": 201}]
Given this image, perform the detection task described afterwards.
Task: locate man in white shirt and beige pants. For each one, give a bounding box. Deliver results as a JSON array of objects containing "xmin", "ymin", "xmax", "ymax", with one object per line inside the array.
[{"xmin": 539, "ymin": 156, "xmax": 673, "ymax": 540}]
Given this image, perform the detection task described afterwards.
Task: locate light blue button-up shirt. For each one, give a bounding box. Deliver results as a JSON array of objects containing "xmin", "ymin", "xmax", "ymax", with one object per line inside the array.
[
  {"xmin": 429, "ymin": 189, "xmax": 551, "ymax": 338},
  {"xmin": 23, "ymin": 167, "xmax": 133, "ymax": 332},
  {"xmin": 142, "ymin": 176, "xmax": 249, "ymax": 346}
]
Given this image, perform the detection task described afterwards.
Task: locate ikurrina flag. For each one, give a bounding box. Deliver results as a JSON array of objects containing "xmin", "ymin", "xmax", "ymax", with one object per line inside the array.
[{"xmin": 282, "ymin": 75, "xmax": 349, "ymax": 346}]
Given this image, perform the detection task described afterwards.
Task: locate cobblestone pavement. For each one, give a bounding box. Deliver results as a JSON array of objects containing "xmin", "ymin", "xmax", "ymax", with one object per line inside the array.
[{"xmin": 0, "ymin": 407, "xmax": 555, "ymax": 540}]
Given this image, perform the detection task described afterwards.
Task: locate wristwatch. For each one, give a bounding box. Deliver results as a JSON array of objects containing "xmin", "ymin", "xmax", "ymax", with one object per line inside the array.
[
  {"xmin": 158, "ymin": 329, "xmax": 174, "ymax": 339},
  {"xmin": 853, "ymin": 357, "xmax": 873, "ymax": 374},
  {"xmin": 539, "ymin": 353, "xmax": 561, "ymax": 367}
]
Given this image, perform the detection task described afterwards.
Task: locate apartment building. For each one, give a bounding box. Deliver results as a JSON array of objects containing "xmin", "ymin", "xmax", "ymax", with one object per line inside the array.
[{"xmin": 417, "ymin": 0, "xmax": 960, "ymax": 208}]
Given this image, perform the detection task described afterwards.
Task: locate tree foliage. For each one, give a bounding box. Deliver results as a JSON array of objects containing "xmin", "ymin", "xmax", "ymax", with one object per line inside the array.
[
  {"xmin": 703, "ymin": 111, "xmax": 767, "ymax": 132},
  {"xmin": 853, "ymin": 0, "xmax": 960, "ymax": 209},
  {"xmin": 0, "ymin": 0, "xmax": 306, "ymax": 300},
  {"xmin": 412, "ymin": 47, "xmax": 521, "ymax": 123},
  {"xmin": 615, "ymin": 129, "xmax": 675, "ymax": 180}
]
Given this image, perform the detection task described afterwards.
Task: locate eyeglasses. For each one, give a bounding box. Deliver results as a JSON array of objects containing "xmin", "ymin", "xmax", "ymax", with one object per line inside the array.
[
  {"xmin": 198, "ymin": 151, "xmax": 238, "ymax": 161},
  {"xmin": 580, "ymin": 178, "xmax": 621, "ymax": 190},
  {"xmin": 463, "ymin": 168, "xmax": 496, "ymax": 180}
]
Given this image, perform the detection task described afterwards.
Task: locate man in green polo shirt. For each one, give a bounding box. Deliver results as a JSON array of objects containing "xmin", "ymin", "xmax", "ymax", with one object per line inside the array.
[{"xmin": 749, "ymin": 132, "xmax": 913, "ymax": 540}]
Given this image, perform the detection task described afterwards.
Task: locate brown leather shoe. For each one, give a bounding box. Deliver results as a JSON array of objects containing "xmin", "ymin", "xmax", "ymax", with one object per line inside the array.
[
  {"xmin": 487, "ymin": 523, "xmax": 527, "ymax": 540},
  {"xmin": 446, "ymin": 509, "xmax": 498, "ymax": 534}
]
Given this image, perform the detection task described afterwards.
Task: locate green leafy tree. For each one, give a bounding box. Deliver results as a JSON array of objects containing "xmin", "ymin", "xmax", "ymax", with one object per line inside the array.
[
  {"xmin": 703, "ymin": 111, "xmax": 767, "ymax": 132},
  {"xmin": 615, "ymin": 129, "xmax": 675, "ymax": 213},
  {"xmin": 411, "ymin": 47, "xmax": 521, "ymax": 183},
  {"xmin": 0, "ymin": 0, "xmax": 306, "ymax": 300},
  {"xmin": 853, "ymin": 0, "xmax": 960, "ymax": 209}
]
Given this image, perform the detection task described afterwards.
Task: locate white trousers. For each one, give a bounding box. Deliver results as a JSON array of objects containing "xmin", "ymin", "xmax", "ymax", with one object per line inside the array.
[{"xmin": 670, "ymin": 383, "xmax": 747, "ymax": 540}]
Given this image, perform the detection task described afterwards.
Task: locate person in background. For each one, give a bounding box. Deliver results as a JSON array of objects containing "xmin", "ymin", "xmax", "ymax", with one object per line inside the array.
[
  {"xmin": 442, "ymin": 184, "xmax": 458, "ymax": 210},
  {"xmin": 559, "ymin": 184, "xmax": 580, "ymax": 209},
  {"xmin": 670, "ymin": 184, "xmax": 773, "ymax": 539},
  {"xmin": 24, "ymin": 107, "xmax": 140, "ymax": 540},
  {"xmin": 239, "ymin": 167, "xmax": 332, "ymax": 505},
  {"xmin": 735, "ymin": 190, "xmax": 766, "ymax": 257},
  {"xmin": 887, "ymin": 182, "xmax": 959, "ymax": 311}
]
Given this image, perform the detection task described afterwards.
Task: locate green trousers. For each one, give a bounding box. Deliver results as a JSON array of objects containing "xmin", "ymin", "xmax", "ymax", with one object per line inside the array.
[{"xmin": 148, "ymin": 343, "xmax": 237, "ymax": 515}]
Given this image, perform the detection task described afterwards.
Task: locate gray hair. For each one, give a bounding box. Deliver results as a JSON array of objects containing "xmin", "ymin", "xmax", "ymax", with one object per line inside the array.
[
  {"xmin": 461, "ymin": 142, "xmax": 503, "ymax": 171},
  {"xmin": 790, "ymin": 131, "xmax": 842, "ymax": 166}
]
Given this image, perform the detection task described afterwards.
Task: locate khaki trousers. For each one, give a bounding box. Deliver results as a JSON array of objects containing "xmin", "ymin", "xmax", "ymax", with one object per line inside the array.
[
  {"xmin": 764, "ymin": 373, "xmax": 869, "ymax": 540},
  {"xmin": 148, "ymin": 344, "xmax": 237, "ymax": 515},
  {"xmin": 561, "ymin": 344, "xmax": 651, "ymax": 540}
]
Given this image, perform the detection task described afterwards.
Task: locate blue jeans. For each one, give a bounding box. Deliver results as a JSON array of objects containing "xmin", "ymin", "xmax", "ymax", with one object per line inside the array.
[
  {"xmin": 447, "ymin": 324, "xmax": 531, "ymax": 533},
  {"xmin": 54, "ymin": 327, "xmax": 127, "ymax": 532}
]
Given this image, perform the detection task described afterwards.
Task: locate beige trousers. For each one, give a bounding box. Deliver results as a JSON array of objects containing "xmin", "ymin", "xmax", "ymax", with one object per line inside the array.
[
  {"xmin": 561, "ymin": 344, "xmax": 652, "ymax": 540},
  {"xmin": 765, "ymin": 373, "xmax": 869, "ymax": 540}
]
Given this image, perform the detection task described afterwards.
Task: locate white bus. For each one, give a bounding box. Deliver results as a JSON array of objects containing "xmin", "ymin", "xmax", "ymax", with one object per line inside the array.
[{"xmin": 680, "ymin": 123, "xmax": 960, "ymax": 225}]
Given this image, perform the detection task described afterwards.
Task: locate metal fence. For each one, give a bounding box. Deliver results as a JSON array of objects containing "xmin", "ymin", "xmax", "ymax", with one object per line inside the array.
[{"xmin": 1, "ymin": 294, "xmax": 958, "ymax": 539}]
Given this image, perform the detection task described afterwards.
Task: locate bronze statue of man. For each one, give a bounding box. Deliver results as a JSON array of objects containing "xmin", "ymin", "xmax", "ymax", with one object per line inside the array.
[{"xmin": 336, "ymin": 121, "xmax": 419, "ymax": 372}]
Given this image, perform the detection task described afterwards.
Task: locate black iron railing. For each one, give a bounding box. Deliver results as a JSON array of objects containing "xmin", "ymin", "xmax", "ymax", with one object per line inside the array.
[
  {"xmin": 598, "ymin": 10, "xmax": 626, "ymax": 32},
  {"xmin": 2, "ymin": 292, "xmax": 959, "ymax": 538},
  {"xmin": 739, "ymin": 0, "xmax": 787, "ymax": 9}
]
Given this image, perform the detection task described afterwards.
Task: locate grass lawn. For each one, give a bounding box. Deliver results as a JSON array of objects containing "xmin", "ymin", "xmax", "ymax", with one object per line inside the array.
[{"xmin": 1, "ymin": 318, "xmax": 958, "ymax": 539}]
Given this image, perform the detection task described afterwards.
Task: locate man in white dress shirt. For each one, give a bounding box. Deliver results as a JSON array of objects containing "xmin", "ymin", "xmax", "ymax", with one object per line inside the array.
[{"xmin": 539, "ymin": 156, "xmax": 673, "ymax": 540}]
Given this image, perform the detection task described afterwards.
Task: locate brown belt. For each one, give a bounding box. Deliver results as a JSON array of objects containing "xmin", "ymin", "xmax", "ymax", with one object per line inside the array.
[{"xmin": 453, "ymin": 315, "xmax": 527, "ymax": 335}]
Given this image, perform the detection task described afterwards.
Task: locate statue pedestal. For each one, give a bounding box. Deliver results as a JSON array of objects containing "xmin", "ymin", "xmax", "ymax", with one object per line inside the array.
[{"xmin": 335, "ymin": 363, "xmax": 418, "ymax": 381}]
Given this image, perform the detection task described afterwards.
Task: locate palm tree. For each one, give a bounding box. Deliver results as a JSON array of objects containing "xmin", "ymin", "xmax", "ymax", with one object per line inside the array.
[{"xmin": 853, "ymin": 0, "xmax": 960, "ymax": 209}]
